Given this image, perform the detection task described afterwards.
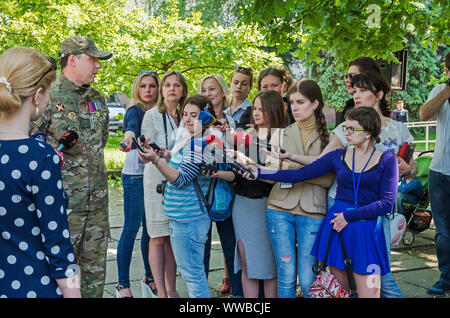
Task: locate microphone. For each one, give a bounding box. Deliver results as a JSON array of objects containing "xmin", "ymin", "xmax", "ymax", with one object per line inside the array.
[
  {"xmin": 198, "ymin": 110, "xmax": 218, "ymax": 128},
  {"xmin": 234, "ymin": 131, "xmax": 286, "ymax": 153},
  {"xmin": 56, "ymin": 131, "xmax": 79, "ymax": 151},
  {"xmin": 204, "ymin": 134, "xmax": 255, "ymax": 179}
]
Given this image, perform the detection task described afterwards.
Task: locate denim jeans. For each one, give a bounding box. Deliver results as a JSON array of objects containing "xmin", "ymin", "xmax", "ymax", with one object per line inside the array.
[
  {"xmin": 266, "ymin": 208, "xmax": 323, "ymax": 298},
  {"xmin": 117, "ymin": 174, "xmax": 153, "ymax": 287},
  {"xmin": 330, "ymin": 195, "xmax": 403, "ymax": 298},
  {"xmin": 204, "ymin": 216, "xmax": 243, "ymax": 297},
  {"xmin": 170, "ymin": 217, "xmax": 211, "ymax": 298},
  {"xmin": 429, "ymin": 170, "xmax": 450, "ymax": 285}
]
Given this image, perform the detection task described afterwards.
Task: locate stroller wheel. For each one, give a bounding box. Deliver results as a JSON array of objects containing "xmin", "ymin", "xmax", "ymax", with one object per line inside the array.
[{"xmin": 402, "ymin": 230, "xmax": 415, "ymax": 246}]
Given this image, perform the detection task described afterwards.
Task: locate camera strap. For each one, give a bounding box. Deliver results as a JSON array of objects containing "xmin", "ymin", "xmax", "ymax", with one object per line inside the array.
[{"xmin": 193, "ymin": 179, "xmax": 215, "ymax": 213}]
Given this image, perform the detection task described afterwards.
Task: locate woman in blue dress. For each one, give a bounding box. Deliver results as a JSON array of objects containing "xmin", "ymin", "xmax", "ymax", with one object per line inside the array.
[
  {"xmin": 241, "ymin": 107, "xmax": 398, "ymax": 298},
  {"xmin": 0, "ymin": 47, "xmax": 80, "ymax": 298}
]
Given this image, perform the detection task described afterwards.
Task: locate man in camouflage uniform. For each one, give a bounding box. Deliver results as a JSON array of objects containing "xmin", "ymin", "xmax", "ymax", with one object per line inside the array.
[{"xmin": 32, "ymin": 36, "xmax": 112, "ymax": 298}]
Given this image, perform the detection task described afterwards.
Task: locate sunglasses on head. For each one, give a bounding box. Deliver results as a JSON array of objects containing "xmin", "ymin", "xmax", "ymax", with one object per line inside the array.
[
  {"xmin": 345, "ymin": 72, "xmax": 357, "ymax": 80},
  {"xmin": 32, "ymin": 55, "xmax": 57, "ymax": 87},
  {"xmin": 235, "ymin": 65, "xmax": 252, "ymax": 75},
  {"xmin": 138, "ymin": 70, "xmax": 158, "ymax": 76}
]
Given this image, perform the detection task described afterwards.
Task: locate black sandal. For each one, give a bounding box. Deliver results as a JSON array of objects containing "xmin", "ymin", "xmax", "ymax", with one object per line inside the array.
[
  {"xmin": 115, "ymin": 284, "xmax": 133, "ymax": 298},
  {"xmin": 141, "ymin": 277, "xmax": 158, "ymax": 298}
]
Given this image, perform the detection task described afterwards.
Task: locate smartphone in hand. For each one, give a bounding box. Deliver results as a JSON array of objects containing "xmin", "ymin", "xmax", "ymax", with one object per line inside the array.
[
  {"xmin": 131, "ymin": 136, "xmax": 145, "ymax": 152},
  {"xmin": 149, "ymin": 142, "xmax": 163, "ymax": 152}
]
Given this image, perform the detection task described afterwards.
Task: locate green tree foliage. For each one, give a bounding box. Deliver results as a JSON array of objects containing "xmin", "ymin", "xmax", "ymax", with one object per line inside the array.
[
  {"xmin": 0, "ymin": 0, "xmax": 282, "ymax": 97},
  {"xmin": 238, "ymin": 0, "xmax": 449, "ymax": 67}
]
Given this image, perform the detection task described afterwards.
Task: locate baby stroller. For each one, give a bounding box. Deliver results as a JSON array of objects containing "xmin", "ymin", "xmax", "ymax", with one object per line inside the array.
[{"xmin": 401, "ymin": 150, "xmax": 433, "ymax": 246}]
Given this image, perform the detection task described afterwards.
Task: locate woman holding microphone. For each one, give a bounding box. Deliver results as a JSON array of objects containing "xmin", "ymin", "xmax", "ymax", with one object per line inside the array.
[{"xmin": 241, "ymin": 107, "xmax": 398, "ymax": 298}]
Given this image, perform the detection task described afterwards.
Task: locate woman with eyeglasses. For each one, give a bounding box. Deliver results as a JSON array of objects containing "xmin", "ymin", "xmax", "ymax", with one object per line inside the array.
[
  {"xmin": 0, "ymin": 47, "xmax": 80, "ymax": 298},
  {"xmin": 242, "ymin": 107, "xmax": 398, "ymax": 298},
  {"xmin": 226, "ymin": 66, "xmax": 253, "ymax": 124},
  {"xmin": 140, "ymin": 70, "xmax": 187, "ymax": 298},
  {"xmin": 115, "ymin": 70, "xmax": 160, "ymax": 298},
  {"xmin": 337, "ymin": 57, "xmax": 382, "ymax": 126},
  {"xmin": 268, "ymin": 71, "xmax": 413, "ymax": 298}
]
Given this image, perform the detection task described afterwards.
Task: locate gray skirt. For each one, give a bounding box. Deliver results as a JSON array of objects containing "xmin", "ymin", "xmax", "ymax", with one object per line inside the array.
[{"xmin": 232, "ymin": 195, "xmax": 276, "ymax": 280}]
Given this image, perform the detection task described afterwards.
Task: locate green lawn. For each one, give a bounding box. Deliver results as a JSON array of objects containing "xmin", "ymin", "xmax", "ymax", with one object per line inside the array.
[{"xmin": 104, "ymin": 135, "xmax": 126, "ymax": 170}]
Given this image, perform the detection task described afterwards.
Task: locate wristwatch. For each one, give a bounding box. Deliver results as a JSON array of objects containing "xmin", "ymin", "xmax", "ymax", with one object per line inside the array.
[{"xmin": 408, "ymin": 167, "xmax": 415, "ymax": 177}]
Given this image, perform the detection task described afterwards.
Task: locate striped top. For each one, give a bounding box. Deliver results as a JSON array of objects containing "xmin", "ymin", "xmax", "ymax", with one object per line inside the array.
[{"xmin": 163, "ymin": 142, "xmax": 211, "ymax": 221}]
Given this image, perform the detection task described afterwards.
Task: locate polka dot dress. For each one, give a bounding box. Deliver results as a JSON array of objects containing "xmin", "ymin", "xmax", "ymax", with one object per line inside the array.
[{"xmin": 0, "ymin": 138, "xmax": 77, "ymax": 298}]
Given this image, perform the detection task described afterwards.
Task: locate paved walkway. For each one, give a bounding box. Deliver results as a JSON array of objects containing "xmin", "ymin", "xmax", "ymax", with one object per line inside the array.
[{"xmin": 103, "ymin": 186, "xmax": 448, "ymax": 298}]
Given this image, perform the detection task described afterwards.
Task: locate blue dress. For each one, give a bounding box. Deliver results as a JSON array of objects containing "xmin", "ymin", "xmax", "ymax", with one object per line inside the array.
[
  {"xmin": 258, "ymin": 149, "xmax": 398, "ymax": 275},
  {"xmin": 0, "ymin": 138, "xmax": 77, "ymax": 298}
]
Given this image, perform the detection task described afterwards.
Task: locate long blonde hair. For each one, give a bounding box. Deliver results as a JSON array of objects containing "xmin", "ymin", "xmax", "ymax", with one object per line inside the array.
[
  {"xmin": 197, "ymin": 74, "xmax": 230, "ymax": 110},
  {"xmin": 128, "ymin": 71, "xmax": 160, "ymax": 111},
  {"xmin": 0, "ymin": 47, "xmax": 56, "ymax": 112}
]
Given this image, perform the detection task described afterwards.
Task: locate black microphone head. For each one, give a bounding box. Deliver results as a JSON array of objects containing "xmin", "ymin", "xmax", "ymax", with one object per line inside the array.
[{"xmin": 59, "ymin": 130, "xmax": 78, "ymax": 150}]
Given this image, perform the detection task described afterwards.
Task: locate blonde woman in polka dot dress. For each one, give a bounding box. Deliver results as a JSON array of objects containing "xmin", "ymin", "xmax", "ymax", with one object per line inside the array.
[{"xmin": 0, "ymin": 47, "xmax": 80, "ymax": 298}]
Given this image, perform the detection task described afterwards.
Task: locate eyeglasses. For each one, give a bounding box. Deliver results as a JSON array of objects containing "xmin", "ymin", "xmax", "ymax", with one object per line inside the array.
[
  {"xmin": 342, "ymin": 125, "xmax": 365, "ymax": 134},
  {"xmin": 138, "ymin": 70, "xmax": 158, "ymax": 76},
  {"xmin": 235, "ymin": 65, "xmax": 252, "ymax": 75},
  {"xmin": 344, "ymin": 72, "xmax": 357, "ymax": 80},
  {"xmin": 32, "ymin": 56, "xmax": 57, "ymax": 87}
]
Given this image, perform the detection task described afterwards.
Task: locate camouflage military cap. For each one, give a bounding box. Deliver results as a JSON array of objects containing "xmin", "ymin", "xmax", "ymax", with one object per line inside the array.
[{"xmin": 59, "ymin": 36, "xmax": 112, "ymax": 60}]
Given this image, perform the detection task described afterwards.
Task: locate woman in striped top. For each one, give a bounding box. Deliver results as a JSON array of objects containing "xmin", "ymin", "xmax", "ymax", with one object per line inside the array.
[{"xmin": 137, "ymin": 94, "xmax": 215, "ymax": 298}]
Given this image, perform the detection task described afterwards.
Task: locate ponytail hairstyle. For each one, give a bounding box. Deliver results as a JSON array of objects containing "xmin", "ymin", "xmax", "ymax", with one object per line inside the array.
[
  {"xmin": 287, "ymin": 80, "xmax": 329, "ymax": 151},
  {"xmin": 351, "ymin": 71, "xmax": 392, "ymax": 117},
  {"xmin": 0, "ymin": 47, "xmax": 56, "ymax": 113}
]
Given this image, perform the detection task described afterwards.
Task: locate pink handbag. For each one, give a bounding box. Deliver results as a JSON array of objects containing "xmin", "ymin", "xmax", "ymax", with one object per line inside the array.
[
  {"xmin": 310, "ymin": 231, "xmax": 357, "ymax": 298},
  {"xmin": 310, "ymin": 270, "xmax": 350, "ymax": 298}
]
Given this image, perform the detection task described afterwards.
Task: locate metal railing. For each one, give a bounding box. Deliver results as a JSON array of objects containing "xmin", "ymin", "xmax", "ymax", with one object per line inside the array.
[{"xmin": 406, "ymin": 121, "xmax": 437, "ymax": 151}]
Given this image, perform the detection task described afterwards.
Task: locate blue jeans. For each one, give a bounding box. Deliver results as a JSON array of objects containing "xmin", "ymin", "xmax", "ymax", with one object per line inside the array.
[
  {"xmin": 330, "ymin": 195, "xmax": 403, "ymax": 298},
  {"xmin": 117, "ymin": 174, "xmax": 152, "ymax": 287},
  {"xmin": 429, "ymin": 170, "xmax": 450, "ymax": 285},
  {"xmin": 204, "ymin": 216, "xmax": 243, "ymax": 297},
  {"xmin": 170, "ymin": 217, "xmax": 211, "ymax": 298},
  {"xmin": 266, "ymin": 208, "xmax": 323, "ymax": 298}
]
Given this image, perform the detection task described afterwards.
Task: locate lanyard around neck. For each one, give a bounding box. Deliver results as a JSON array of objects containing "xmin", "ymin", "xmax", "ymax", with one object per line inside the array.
[{"xmin": 352, "ymin": 147, "xmax": 376, "ymax": 206}]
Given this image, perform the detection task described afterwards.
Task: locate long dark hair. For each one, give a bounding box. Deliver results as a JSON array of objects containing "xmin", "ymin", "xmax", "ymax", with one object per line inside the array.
[
  {"xmin": 287, "ymin": 80, "xmax": 329, "ymax": 151},
  {"xmin": 351, "ymin": 71, "xmax": 392, "ymax": 117},
  {"xmin": 251, "ymin": 90, "xmax": 287, "ymax": 130}
]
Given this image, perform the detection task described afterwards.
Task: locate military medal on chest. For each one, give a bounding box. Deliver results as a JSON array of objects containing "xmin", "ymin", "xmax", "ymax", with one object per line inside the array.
[
  {"xmin": 67, "ymin": 110, "xmax": 77, "ymax": 120},
  {"xmin": 56, "ymin": 103, "xmax": 65, "ymax": 112}
]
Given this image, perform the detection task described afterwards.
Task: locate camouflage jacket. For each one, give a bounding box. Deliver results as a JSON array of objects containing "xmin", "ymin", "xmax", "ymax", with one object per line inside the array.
[{"xmin": 32, "ymin": 74, "xmax": 109, "ymax": 212}]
